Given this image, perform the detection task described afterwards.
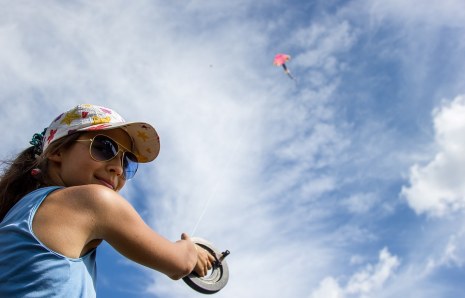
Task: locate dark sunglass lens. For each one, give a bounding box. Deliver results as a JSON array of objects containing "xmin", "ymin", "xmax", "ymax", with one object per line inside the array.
[
  {"xmin": 122, "ymin": 152, "xmax": 138, "ymax": 180},
  {"xmin": 91, "ymin": 136, "xmax": 119, "ymax": 161}
]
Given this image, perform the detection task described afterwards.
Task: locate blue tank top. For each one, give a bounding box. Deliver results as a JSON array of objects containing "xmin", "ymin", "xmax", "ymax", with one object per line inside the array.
[{"xmin": 0, "ymin": 186, "xmax": 97, "ymax": 297}]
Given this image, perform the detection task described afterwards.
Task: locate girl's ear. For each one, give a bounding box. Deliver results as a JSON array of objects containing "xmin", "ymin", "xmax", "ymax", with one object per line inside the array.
[{"xmin": 47, "ymin": 150, "xmax": 63, "ymax": 162}]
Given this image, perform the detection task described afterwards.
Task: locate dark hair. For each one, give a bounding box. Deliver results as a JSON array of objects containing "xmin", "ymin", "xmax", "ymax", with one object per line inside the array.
[{"xmin": 0, "ymin": 133, "xmax": 82, "ymax": 222}]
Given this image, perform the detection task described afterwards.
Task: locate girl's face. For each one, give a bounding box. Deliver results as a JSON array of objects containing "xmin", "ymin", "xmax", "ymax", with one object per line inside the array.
[{"xmin": 48, "ymin": 129, "xmax": 134, "ymax": 192}]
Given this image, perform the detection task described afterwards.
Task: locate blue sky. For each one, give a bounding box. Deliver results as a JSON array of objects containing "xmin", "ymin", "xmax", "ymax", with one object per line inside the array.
[{"xmin": 1, "ymin": 1, "xmax": 465, "ymax": 297}]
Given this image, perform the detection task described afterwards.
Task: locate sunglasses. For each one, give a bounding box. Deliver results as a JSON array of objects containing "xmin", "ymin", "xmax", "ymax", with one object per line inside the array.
[{"xmin": 76, "ymin": 134, "xmax": 138, "ymax": 180}]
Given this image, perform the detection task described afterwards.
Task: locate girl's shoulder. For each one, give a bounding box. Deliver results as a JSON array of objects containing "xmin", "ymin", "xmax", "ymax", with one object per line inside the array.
[
  {"xmin": 47, "ymin": 184, "xmax": 125, "ymax": 214},
  {"xmin": 51, "ymin": 184, "xmax": 118, "ymax": 198}
]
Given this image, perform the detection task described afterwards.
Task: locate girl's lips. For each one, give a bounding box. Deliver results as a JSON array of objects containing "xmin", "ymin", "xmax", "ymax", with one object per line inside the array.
[{"xmin": 97, "ymin": 178, "xmax": 115, "ymax": 190}]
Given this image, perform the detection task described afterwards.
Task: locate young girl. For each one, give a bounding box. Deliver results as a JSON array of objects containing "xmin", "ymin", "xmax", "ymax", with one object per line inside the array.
[{"xmin": 0, "ymin": 104, "xmax": 215, "ymax": 297}]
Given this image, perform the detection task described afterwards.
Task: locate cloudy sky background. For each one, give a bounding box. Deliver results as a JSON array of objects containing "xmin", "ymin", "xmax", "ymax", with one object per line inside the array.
[{"xmin": 1, "ymin": 1, "xmax": 465, "ymax": 297}]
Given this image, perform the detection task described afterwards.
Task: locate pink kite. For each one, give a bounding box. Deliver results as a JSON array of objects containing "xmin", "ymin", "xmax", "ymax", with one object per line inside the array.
[{"xmin": 273, "ymin": 53, "xmax": 295, "ymax": 80}]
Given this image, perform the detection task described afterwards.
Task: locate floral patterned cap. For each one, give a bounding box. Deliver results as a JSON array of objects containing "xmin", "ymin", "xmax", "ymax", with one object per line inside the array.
[{"xmin": 42, "ymin": 104, "xmax": 160, "ymax": 163}]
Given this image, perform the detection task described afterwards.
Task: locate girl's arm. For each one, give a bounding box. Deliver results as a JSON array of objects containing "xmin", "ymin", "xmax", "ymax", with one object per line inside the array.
[{"xmin": 40, "ymin": 185, "xmax": 209, "ymax": 280}]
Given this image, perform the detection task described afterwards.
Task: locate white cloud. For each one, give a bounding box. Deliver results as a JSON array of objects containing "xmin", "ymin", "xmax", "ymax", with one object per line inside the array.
[
  {"xmin": 423, "ymin": 228, "xmax": 465, "ymax": 275},
  {"xmin": 341, "ymin": 193, "xmax": 379, "ymax": 214},
  {"xmin": 310, "ymin": 277, "xmax": 343, "ymax": 298},
  {"xmin": 402, "ymin": 95, "xmax": 465, "ymax": 216},
  {"xmin": 310, "ymin": 248, "xmax": 400, "ymax": 298},
  {"xmin": 346, "ymin": 248, "xmax": 400, "ymax": 297}
]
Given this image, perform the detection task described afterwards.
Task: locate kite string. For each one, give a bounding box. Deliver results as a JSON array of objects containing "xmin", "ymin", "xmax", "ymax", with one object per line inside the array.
[
  {"xmin": 193, "ymin": 54, "xmax": 289, "ymax": 234},
  {"xmin": 190, "ymin": 122, "xmax": 244, "ymax": 236},
  {"xmin": 190, "ymin": 143, "xmax": 239, "ymax": 236},
  {"xmin": 190, "ymin": 183, "xmax": 217, "ymax": 236}
]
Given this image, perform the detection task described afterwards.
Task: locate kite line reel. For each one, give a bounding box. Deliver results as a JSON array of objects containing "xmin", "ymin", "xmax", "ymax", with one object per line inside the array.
[{"xmin": 182, "ymin": 237, "xmax": 230, "ymax": 294}]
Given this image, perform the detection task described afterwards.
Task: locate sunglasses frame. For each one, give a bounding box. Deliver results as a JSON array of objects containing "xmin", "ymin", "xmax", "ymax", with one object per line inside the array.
[{"xmin": 75, "ymin": 134, "xmax": 138, "ymax": 180}]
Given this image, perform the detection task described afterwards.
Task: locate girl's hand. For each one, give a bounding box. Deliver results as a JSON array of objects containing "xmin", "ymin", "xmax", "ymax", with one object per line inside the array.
[
  {"xmin": 194, "ymin": 244, "xmax": 216, "ymax": 277},
  {"xmin": 182, "ymin": 236, "xmax": 216, "ymax": 277}
]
